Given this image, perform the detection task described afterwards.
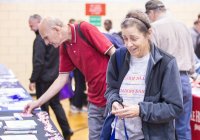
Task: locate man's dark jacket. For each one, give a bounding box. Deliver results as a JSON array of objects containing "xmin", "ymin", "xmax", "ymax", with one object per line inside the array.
[
  {"xmin": 105, "ymin": 43, "xmax": 183, "ymax": 140},
  {"xmin": 30, "ymin": 31, "xmax": 59, "ymax": 83}
]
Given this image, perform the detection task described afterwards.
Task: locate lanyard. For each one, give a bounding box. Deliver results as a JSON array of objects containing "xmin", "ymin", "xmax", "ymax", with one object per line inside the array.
[{"xmin": 110, "ymin": 116, "xmax": 129, "ymax": 140}]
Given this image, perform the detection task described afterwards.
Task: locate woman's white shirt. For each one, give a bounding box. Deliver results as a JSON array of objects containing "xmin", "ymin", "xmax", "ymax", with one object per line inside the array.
[{"xmin": 111, "ymin": 53, "xmax": 150, "ymax": 140}]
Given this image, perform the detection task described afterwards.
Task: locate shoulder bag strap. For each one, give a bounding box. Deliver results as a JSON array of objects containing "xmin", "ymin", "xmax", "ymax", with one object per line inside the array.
[
  {"xmin": 77, "ymin": 22, "xmax": 96, "ymax": 51},
  {"xmin": 116, "ymin": 47, "xmax": 127, "ymax": 72}
]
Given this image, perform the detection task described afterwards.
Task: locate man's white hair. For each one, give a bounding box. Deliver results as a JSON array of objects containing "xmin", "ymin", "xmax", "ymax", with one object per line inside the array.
[{"xmin": 42, "ymin": 16, "xmax": 64, "ymax": 29}]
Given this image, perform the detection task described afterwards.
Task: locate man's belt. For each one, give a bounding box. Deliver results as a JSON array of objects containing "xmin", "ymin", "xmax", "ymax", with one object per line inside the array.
[{"xmin": 180, "ymin": 71, "xmax": 187, "ymax": 75}]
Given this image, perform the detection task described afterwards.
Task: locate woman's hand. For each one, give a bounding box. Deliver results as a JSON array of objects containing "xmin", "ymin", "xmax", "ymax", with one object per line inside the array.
[
  {"xmin": 112, "ymin": 102, "xmax": 140, "ymax": 120},
  {"xmin": 111, "ymin": 101, "xmax": 123, "ymax": 113}
]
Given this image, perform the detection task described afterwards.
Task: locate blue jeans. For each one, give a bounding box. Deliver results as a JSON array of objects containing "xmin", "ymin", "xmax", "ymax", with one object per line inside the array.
[{"xmin": 175, "ymin": 74, "xmax": 192, "ymax": 140}]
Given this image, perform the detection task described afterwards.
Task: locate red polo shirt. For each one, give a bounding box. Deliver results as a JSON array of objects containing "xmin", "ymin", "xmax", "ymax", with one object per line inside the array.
[{"xmin": 59, "ymin": 22, "xmax": 113, "ymax": 107}]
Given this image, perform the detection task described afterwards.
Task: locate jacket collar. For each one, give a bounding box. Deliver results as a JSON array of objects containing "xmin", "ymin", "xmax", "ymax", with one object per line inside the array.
[
  {"xmin": 124, "ymin": 42, "xmax": 163, "ymax": 66},
  {"xmin": 149, "ymin": 42, "xmax": 163, "ymax": 65},
  {"xmin": 35, "ymin": 30, "xmax": 39, "ymax": 35}
]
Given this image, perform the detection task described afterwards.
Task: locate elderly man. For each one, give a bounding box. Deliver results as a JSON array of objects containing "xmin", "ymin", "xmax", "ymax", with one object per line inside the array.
[
  {"xmin": 145, "ymin": 0, "xmax": 198, "ymax": 139},
  {"xmin": 24, "ymin": 16, "xmax": 115, "ymax": 140},
  {"xmin": 28, "ymin": 14, "xmax": 73, "ymax": 140}
]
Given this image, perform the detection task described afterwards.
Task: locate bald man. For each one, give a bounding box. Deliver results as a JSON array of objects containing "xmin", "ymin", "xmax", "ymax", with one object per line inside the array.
[
  {"xmin": 24, "ymin": 16, "xmax": 115, "ymax": 140},
  {"xmin": 28, "ymin": 14, "xmax": 73, "ymax": 140}
]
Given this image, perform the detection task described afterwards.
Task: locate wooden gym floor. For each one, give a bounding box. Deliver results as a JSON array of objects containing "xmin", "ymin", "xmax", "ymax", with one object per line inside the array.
[{"xmin": 33, "ymin": 97, "xmax": 89, "ymax": 140}]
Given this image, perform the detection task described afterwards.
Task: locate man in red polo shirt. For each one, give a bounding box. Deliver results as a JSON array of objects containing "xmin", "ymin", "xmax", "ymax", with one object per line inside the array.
[{"xmin": 23, "ymin": 16, "xmax": 115, "ymax": 140}]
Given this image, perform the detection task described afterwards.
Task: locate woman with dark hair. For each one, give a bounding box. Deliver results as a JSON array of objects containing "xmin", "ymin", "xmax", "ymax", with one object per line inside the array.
[{"xmin": 105, "ymin": 9, "xmax": 183, "ymax": 140}]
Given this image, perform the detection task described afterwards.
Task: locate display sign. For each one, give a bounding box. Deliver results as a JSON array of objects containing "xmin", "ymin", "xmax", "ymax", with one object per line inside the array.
[
  {"xmin": 86, "ymin": 4, "xmax": 106, "ymax": 16},
  {"xmin": 190, "ymin": 88, "xmax": 200, "ymax": 140},
  {"xmin": 89, "ymin": 16, "xmax": 101, "ymax": 27}
]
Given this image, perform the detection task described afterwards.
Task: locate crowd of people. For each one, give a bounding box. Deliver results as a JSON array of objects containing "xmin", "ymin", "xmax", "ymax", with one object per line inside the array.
[{"xmin": 21, "ymin": 0, "xmax": 200, "ymax": 140}]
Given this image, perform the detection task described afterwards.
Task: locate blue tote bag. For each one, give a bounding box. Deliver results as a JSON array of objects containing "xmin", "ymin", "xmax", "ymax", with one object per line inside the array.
[{"xmin": 99, "ymin": 113, "xmax": 129, "ymax": 140}]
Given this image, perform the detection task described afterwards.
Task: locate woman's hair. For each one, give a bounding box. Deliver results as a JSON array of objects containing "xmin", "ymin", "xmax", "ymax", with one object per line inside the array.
[{"xmin": 121, "ymin": 9, "xmax": 151, "ymax": 36}]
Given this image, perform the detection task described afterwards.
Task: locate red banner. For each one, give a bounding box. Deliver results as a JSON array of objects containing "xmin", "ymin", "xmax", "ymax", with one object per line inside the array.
[
  {"xmin": 86, "ymin": 4, "xmax": 106, "ymax": 16},
  {"xmin": 190, "ymin": 94, "xmax": 200, "ymax": 140}
]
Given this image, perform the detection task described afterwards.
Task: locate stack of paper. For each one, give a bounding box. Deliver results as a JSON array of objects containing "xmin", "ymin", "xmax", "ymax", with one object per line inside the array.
[
  {"xmin": 0, "ymin": 116, "xmax": 16, "ymax": 121},
  {"xmin": 0, "ymin": 88, "xmax": 28, "ymax": 104},
  {"xmin": 0, "ymin": 79, "xmax": 18, "ymax": 83},
  {"xmin": 0, "ymin": 135, "xmax": 38, "ymax": 140},
  {"xmin": 3, "ymin": 120, "xmax": 37, "ymax": 131},
  {"xmin": 4, "ymin": 130, "xmax": 37, "ymax": 134},
  {"xmin": 0, "ymin": 69, "xmax": 16, "ymax": 79},
  {"xmin": 3, "ymin": 126, "xmax": 36, "ymax": 131},
  {"xmin": 5, "ymin": 120, "xmax": 37, "ymax": 127},
  {"xmin": 0, "ymin": 100, "xmax": 32, "ymax": 110},
  {"xmin": 2, "ymin": 120, "xmax": 38, "ymax": 136},
  {"xmin": 0, "ymin": 64, "xmax": 10, "ymax": 75}
]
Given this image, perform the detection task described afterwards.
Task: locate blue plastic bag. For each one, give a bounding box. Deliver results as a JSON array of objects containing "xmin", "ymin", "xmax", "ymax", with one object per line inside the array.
[{"xmin": 99, "ymin": 113, "xmax": 128, "ymax": 140}]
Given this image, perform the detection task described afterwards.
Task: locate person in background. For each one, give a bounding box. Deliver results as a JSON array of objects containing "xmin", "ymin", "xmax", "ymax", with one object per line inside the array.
[
  {"xmin": 28, "ymin": 14, "xmax": 73, "ymax": 140},
  {"xmin": 193, "ymin": 15, "xmax": 200, "ymax": 59},
  {"xmin": 71, "ymin": 66, "xmax": 87, "ymax": 113},
  {"xmin": 145, "ymin": 0, "xmax": 200, "ymax": 139},
  {"xmin": 68, "ymin": 19, "xmax": 75, "ymax": 24},
  {"xmin": 104, "ymin": 19, "xmax": 124, "ymax": 44},
  {"xmin": 194, "ymin": 54, "xmax": 200, "ymax": 74},
  {"xmin": 68, "ymin": 19, "xmax": 87, "ymax": 113},
  {"xmin": 24, "ymin": 16, "xmax": 116, "ymax": 140},
  {"xmin": 190, "ymin": 19, "xmax": 200, "ymax": 50},
  {"xmin": 105, "ymin": 9, "xmax": 183, "ymax": 140}
]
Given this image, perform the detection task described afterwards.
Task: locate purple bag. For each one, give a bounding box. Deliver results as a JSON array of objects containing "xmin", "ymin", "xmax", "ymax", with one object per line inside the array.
[{"xmin": 59, "ymin": 78, "xmax": 74, "ymax": 100}]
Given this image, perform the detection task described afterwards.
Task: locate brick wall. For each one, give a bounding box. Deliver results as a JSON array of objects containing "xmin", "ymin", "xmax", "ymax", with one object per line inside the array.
[{"xmin": 0, "ymin": 2, "xmax": 199, "ymax": 93}]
